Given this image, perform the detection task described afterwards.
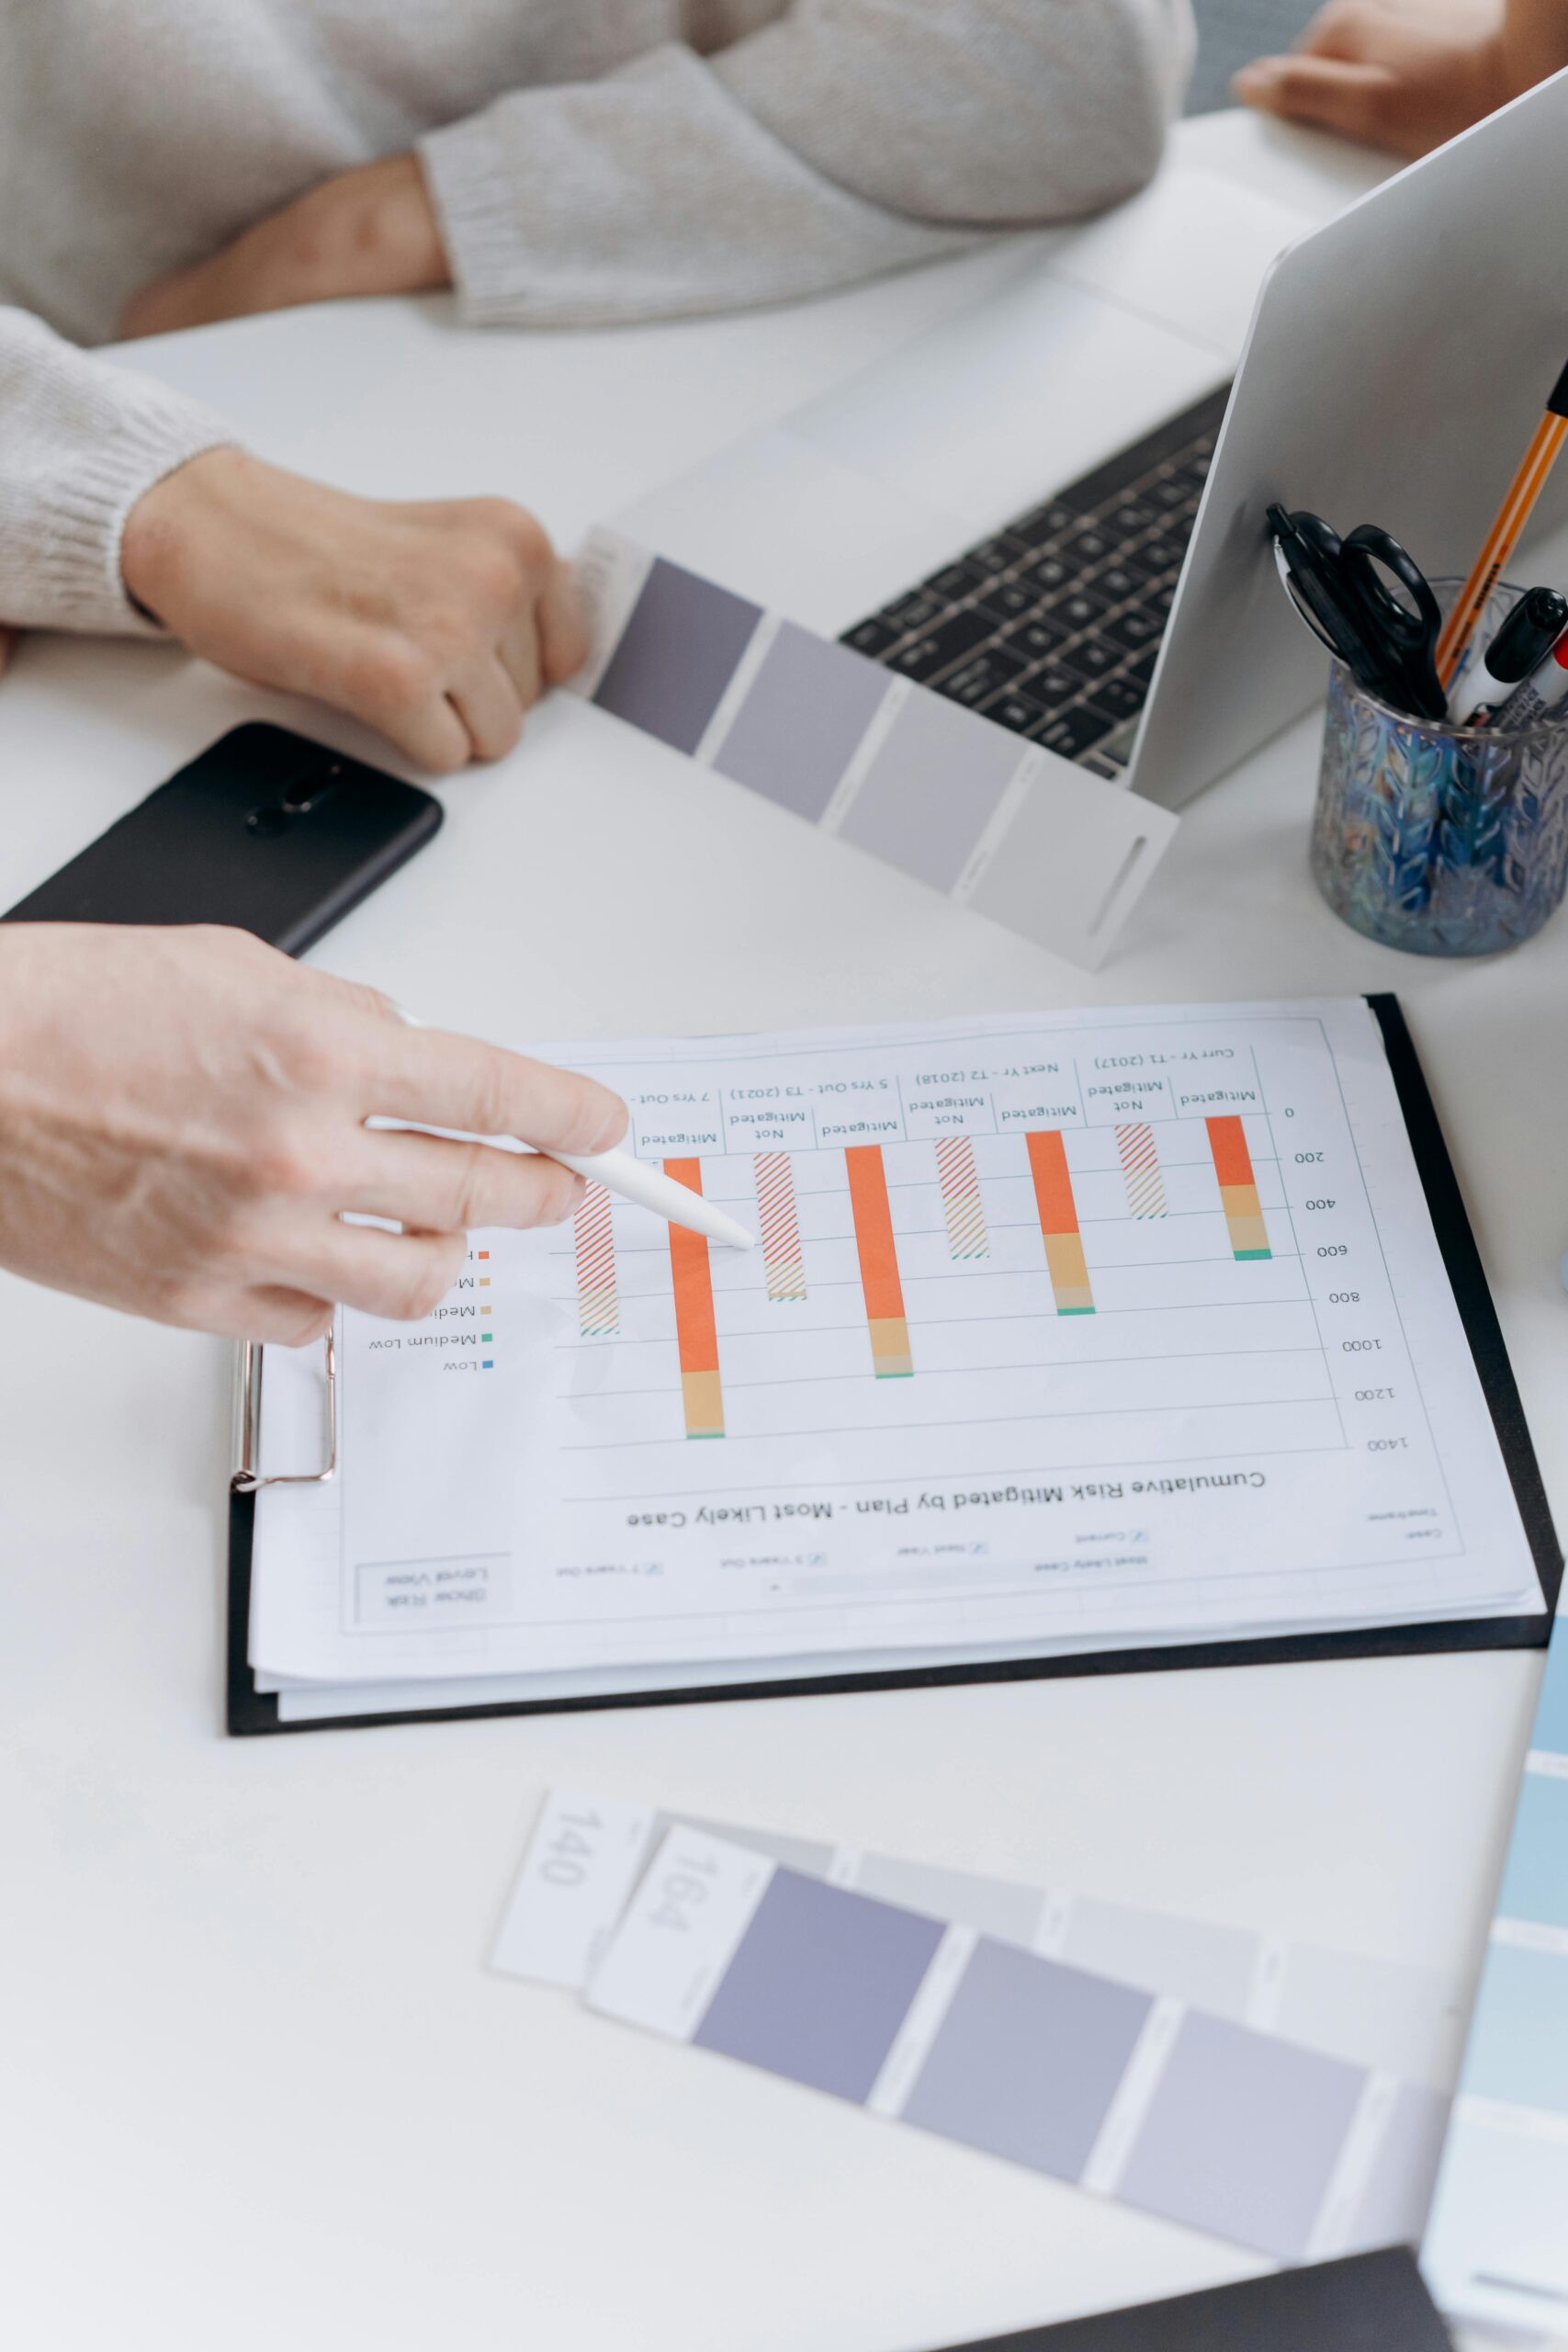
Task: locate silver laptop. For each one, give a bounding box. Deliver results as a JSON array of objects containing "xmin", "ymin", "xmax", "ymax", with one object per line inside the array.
[{"xmin": 618, "ymin": 67, "xmax": 1568, "ymax": 817}]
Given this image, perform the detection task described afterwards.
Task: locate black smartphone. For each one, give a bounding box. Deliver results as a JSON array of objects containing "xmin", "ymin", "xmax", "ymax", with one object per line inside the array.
[{"xmin": 3, "ymin": 721, "xmax": 443, "ymax": 956}]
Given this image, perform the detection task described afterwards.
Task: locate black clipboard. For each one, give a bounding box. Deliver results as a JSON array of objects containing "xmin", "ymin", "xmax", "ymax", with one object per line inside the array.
[{"xmin": 226, "ymin": 995, "xmax": 1562, "ymax": 1735}]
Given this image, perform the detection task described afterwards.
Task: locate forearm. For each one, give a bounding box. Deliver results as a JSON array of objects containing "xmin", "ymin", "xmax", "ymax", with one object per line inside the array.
[
  {"xmin": 421, "ymin": 1, "xmax": 1195, "ymax": 329},
  {"xmin": 0, "ymin": 308, "xmax": 232, "ymax": 634}
]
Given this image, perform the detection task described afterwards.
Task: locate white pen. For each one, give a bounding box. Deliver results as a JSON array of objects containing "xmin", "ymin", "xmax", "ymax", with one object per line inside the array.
[{"xmin": 388, "ymin": 1007, "xmax": 756, "ymax": 1251}]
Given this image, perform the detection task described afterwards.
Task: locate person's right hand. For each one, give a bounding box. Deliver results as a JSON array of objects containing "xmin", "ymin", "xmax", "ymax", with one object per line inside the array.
[
  {"xmin": 1233, "ymin": 0, "xmax": 1567, "ymax": 156},
  {"xmin": 119, "ymin": 448, "xmax": 590, "ymax": 773},
  {"xmin": 0, "ymin": 922, "xmax": 627, "ymax": 1343}
]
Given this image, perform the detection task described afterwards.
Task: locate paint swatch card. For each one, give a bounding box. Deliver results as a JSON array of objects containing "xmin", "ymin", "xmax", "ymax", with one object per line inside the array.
[
  {"xmin": 1422, "ymin": 1627, "xmax": 1568, "ymax": 2335},
  {"xmin": 250, "ymin": 1000, "xmax": 1545, "ymax": 1691},
  {"xmin": 585, "ymin": 1826, "xmax": 1440, "ymax": 2264},
  {"xmin": 494, "ymin": 1791, "xmax": 1470, "ymax": 2098},
  {"xmin": 567, "ymin": 529, "xmax": 1178, "ymax": 971}
]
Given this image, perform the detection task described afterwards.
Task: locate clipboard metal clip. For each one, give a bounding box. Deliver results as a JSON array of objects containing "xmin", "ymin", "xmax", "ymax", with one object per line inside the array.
[{"xmin": 231, "ymin": 1328, "xmax": 338, "ymax": 1493}]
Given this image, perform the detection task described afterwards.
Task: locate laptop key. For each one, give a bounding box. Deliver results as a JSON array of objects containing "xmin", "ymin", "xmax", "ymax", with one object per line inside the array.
[
  {"xmin": 919, "ymin": 609, "xmax": 999, "ymax": 669},
  {"xmin": 1057, "ymin": 636, "xmax": 1122, "ymax": 681},
  {"xmin": 1002, "ymin": 616, "xmax": 1070, "ymax": 662},
  {"xmin": 1018, "ymin": 553, "xmax": 1073, "ymax": 595},
  {"xmin": 1050, "ymin": 588, "xmax": 1111, "ymax": 631},
  {"xmin": 1089, "ymin": 673, "xmax": 1147, "ymax": 722},
  {"xmin": 1105, "ymin": 500, "xmax": 1159, "ymax": 537},
  {"xmin": 1059, "ymin": 526, "xmax": 1116, "ymax": 567},
  {"xmin": 984, "ymin": 690, "xmax": 1053, "ymax": 735},
  {"xmin": 1101, "ymin": 606, "xmax": 1165, "ymax": 653},
  {"xmin": 842, "ymin": 617, "xmax": 902, "ymax": 658},
  {"xmin": 884, "ymin": 588, "xmax": 942, "ymax": 629},
  {"xmin": 1036, "ymin": 706, "xmax": 1116, "ymax": 759},
  {"xmin": 939, "ymin": 648, "xmax": 1029, "ymax": 706},
  {"xmin": 1125, "ymin": 649, "xmax": 1159, "ymax": 685},
  {"xmin": 1147, "ymin": 477, "xmax": 1192, "ymax": 511},
  {"xmin": 978, "ymin": 579, "xmax": 1039, "ymax": 624},
  {"xmin": 1010, "ymin": 501, "xmax": 1079, "ymax": 547},
  {"xmin": 1094, "ymin": 564, "xmax": 1144, "ymax": 604},
  {"xmin": 1023, "ymin": 664, "xmax": 1083, "ymax": 710},
  {"xmin": 968, "ymin": 535, "xmax": 1026, "ymax": 574},
  {"xmin": 924, "ymin": 560, "xmax": 986, "ymax": 601}
]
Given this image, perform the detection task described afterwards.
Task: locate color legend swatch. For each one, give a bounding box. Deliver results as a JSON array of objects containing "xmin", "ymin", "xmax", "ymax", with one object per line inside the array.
[
  {"xmin": 1208, "ymin": 1115, "xmax": 1271, "ymax": 1261},
  {"xmin": 569, "ymin": 530, "xmax": 1179, "ymax": 972},
  {"xmin": 664, "ymin": 1159, "xmax": 724, "ymax": 1439},
  {"xmin": 587, "ymin": 1825, "xmax": 1446, "ymax": 2264},
  {"xmin": 753, "ymin": 1152, "xmax": 807, "ymax": 1301},
  {"xmin": 1027, "ymin": 1130, "xmax": 1095, "ymax": 1315},
  {"xmin": 845, "ymin": 1145, "xmax": 912, "ymax": 1377}
]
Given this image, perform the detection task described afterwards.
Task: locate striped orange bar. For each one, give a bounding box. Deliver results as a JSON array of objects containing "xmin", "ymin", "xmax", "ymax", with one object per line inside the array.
[
  {"xmin": 844, "ymin": 1145, "xmax": 912, "ymax": 1377},
  {"xmin": 1025, "ymin": 1130, "xmax": 1094, "ymax": 1314},
  {"xmin": 934, "ymin": 1135, "xmax": 989, "ymax": 1259},
  {"xmin": 573, "ymin": 1182, "xmax": 619, "ymax": 1335},
  {"xmin": 1115, "ymin": 1122, "xmax": 1167, "ymax": 1219},
  {"xmin": 664, "ymin": 1158, "xmax": 725, "ymax": 1437},
  {"xmin": 1206, "ymin": 1115, "xmax": 1271, "ymax": 1260},
  {"xmin": 754, "ymin": 1151, "xmax": 807, "ymax": 1301}
]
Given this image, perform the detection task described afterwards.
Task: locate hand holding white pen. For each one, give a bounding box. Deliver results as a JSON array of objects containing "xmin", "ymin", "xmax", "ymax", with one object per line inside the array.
[{"xmin": 389, "ymin": 1007, "xmax": 756, "ymax": 1252}]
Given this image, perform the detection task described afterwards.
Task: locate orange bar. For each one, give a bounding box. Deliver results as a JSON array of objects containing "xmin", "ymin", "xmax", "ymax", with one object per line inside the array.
[
  {"xmin": 1205, "ymin": 1114, "xmax": 1256, "ymax": 1191},
  {"xmin": 1025, "ymin": 1129, "xmax": 1079, "ymax": 1236},
  {"xmin": 664, "ymin": 1158, "xmax": 724, "ymax": 1437},
  {"xmin": 1025, "ymin": 1130, "xmax": 1094, "ymax": 1314},
  {"xmin": 844, "ymin": 1145, "xmax": 912, "ymax": 1377}
]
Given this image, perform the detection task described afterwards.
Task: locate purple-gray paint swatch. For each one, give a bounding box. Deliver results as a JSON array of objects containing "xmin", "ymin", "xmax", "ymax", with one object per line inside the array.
[
  {"xmin": 712, "ymin": 623, "xmax": 889, "ymax": 822},
  {"xmin": 693, "ymin": 1869, "xmax": 942, "ymax": 2104},
  {"xmin": 838, "ymin": 690, "xmax": 1021, "ymax": 891},
  {"xmin": 593, "ymin": 559, "xmax": 761, "ymax": 754},
  {"xmin": 1117, "ymin": 2009, "xmax": 1367, "ymax": 2258},
  {"xmin": 901, "ymin": 1939, "xmax": 1152, "ymax": 2178}
]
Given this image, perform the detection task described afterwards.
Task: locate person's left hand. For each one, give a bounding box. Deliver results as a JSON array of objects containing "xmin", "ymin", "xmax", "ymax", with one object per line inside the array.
[{"xmin": 118, "ymin": 154, "xmax": 450, "ymax": 340}]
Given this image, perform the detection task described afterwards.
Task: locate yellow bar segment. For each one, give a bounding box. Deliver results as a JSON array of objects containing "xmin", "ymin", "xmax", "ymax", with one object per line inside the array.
[
  {"xmin": 868, "ymin": 1315, "xmax": 914, "ymax": 1379},
  {"xmin": 680, "ymin": 1369, "xmax": 726, "ymax": 1440}
]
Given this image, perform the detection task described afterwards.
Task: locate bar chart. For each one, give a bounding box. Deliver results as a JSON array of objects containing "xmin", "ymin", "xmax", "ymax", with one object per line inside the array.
[{"xmin": 544, "ymin": 1007, "xmax": 1431, "ymax": 1518}]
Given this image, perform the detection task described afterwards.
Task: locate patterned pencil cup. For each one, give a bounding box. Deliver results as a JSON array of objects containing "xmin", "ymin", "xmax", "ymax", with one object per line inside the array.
[{"xmin": 1310, "ymin": 581, "xmax": 1568, "ymax": 956}]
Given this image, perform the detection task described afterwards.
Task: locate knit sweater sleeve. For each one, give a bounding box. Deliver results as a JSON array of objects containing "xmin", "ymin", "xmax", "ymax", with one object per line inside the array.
[
  {"xmin": 419, "ymin": 0, "xmax": 1196, "ymax": 329},
  {"xmin": 0, "ymin": 308, "xmax": 233, "ymax": 636}
]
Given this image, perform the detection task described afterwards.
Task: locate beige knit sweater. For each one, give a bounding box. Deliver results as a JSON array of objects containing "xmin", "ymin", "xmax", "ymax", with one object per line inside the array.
[{"xmin": 0, "ymin": 0, "xmax": 1194, "ymax": 638}]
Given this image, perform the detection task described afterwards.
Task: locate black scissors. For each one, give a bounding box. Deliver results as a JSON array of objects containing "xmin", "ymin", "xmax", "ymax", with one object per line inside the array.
[{"xmin": 1267, "ymin": 504, "xmax": 1446, "ymax": 724}]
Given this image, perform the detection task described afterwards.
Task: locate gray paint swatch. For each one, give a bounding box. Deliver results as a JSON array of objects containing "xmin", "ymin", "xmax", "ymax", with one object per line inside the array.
[
  {"xmin": 903, "ymin": 1939, "xmax": 1151, "ymax": 2178},
  {"xmin": 852, "ymin": 1854, "xmax": 1044, "ymax": 1950},
  {"xmin": 838, "ymin": 691, "xmax": 1021, "ymax": 891},
  {"xmin": 593, "ymin": 558, "xmax": 761, "ymax": 753},
  {"xmin": 1118, "ymin": 2009, "xmax": 1366, "ymax": 2257},
  {"xmin": 694, "ymin": 1868, "xmax": 943, "ymax": 2103},
  {"xmin": 713, "ymin": 622, "xmax": 888, "ymax": 822}
]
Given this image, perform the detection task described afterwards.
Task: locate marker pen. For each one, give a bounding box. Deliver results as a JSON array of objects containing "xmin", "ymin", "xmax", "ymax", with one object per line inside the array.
[
  {"xmin": 1450, "ymin": 587, "xmax": 1568, "ymax": 725},
  {"xmin": 1490, "ymin": 631, "xmax": 1568, "ymax": 732}
]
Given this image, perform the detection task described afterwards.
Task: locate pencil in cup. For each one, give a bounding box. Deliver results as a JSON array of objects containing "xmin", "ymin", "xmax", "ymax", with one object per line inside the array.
[{"xmin": 1436, "ymin": 356, "xmax": 1568, "ymax": 687}]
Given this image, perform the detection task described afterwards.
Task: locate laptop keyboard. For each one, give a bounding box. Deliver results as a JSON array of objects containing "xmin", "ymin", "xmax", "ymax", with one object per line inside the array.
[{"xmin": 839, "ymin": 384, "xmax": 1232, "ymax": 778}]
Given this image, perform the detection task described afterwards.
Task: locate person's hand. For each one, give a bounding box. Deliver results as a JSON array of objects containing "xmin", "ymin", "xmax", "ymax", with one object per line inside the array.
[
  {"xmin": 118, "ymin": 154, "xmax": 449, "ymax": 339},
  {"xmin": 1233, "ymin": 1, "xmax": 1522, "ymax": 155},
  {"xmin": 0, "ymin": 923, "xmax": 627, "ymax": 1343},
  {"xmin": 121, "ymin": 448, "xmax": 589, "ymax": 771}
]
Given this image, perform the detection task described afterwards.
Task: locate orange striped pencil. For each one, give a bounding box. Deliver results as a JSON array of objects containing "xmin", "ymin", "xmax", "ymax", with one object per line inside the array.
[{"xmin": 1437, "ymin": 356, "xmax": 1568, "ymax": 687}]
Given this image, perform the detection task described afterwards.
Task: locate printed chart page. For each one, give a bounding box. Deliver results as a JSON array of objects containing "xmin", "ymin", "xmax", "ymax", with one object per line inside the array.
[{"xmin": 250, "ymin": 1001, "xmax": 1543, "ymax": 1688}]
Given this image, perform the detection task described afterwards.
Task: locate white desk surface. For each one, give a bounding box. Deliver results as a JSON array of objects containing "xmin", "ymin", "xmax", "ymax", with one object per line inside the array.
[{"xmin": 0, "ymin": 114, "xmax": 1556, "ymax": 2352}]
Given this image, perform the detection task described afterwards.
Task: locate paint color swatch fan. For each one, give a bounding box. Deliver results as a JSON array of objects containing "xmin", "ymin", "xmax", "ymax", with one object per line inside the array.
[{"xmin": 225, "ymin": 993, "xmax": 1557, "ymax": 1732}]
